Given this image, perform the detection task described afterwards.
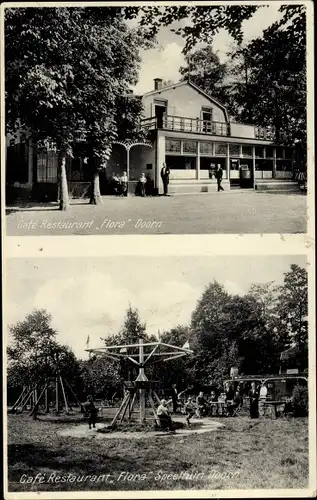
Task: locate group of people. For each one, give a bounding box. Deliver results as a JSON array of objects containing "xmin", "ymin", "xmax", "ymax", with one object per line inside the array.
[
  {"xmin": 83, "ymin": 381, "xmax": 266, "ymax": 432},
  {"xmin": 109, "ymin": 162, "xmax": 224, "ymax": 197},
  {"xmin": 111, "ymin": 172, "xmax": 128, "ymax": 196}
]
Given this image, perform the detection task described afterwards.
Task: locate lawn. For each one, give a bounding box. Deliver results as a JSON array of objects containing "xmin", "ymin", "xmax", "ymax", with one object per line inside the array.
[
  {"xmin": 7, "ymin": 413, "xmax": 309, "ymax": 492},
  {"xmin": 6, "ymin": 191, "xmax": 306, "ymax": 235}
]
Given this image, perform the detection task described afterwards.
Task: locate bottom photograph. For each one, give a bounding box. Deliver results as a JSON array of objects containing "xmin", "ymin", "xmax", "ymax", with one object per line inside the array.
[{"xmin": 5, "ymin": 255, "xmax": 309, "ymax": 494}]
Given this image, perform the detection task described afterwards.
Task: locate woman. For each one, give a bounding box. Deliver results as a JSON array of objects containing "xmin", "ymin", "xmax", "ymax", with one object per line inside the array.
[{"xmin": 139, "ymin": 173, "xmax": 147, "ymax": 197}]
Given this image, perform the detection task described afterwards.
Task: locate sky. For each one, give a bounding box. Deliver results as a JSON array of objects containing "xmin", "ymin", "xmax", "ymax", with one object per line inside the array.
[
  {"xmin": 132, "ymin": 4, "xmax": 284, "ymax": 94},
  {"xmin": 5, "ymin": 255, "xmax": 305, "ymax": 359}
]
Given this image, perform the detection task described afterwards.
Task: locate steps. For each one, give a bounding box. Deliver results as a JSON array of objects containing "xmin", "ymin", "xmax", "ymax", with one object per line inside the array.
[
  {"xmin": 255, "ymin": 180, "xmax": 300, "ymax": 193},
  {"xmin": 168, "ymin": 180, "xmax": 230, "ymax": 195}
]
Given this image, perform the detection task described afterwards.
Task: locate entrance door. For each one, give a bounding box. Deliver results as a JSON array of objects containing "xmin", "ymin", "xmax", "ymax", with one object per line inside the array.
[
  {"xmin": 202, "ymin": 108, "xmax": 213, "ymax": 133},
  {"xmin": 155, "ymin": 105, "xmax": 166, "ymax": 128}
]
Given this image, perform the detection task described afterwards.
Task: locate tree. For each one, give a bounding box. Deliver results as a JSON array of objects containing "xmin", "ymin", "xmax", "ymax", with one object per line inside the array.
[
  {"xmin": 227, "ymin": 6, "xmax": 306, "ymax": 151},
  {"xmin": 5, "ymin": 7, "xmax": 145, "ymax": 209},
  {"xmin": 180, "ymin": 46, "xmax": 229, "ymax": 104},
  {"xmin": 133, "ymin": 4, "xmax": 307, "ymax": 158},
  {"xmin": 274, "ymin": 264, "xmax": 308, "ymax": 371},
  {"xmin": 79, "ymin": 356, "xmax": 121, "ymax": 400},
  {"xmin": 7, "ymin": 309, "xmax": 81, "ymax": 416}
]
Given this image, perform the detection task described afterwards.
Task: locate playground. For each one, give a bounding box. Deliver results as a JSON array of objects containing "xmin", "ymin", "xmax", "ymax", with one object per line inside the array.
[
  {"xmin": 7, "ymin": 411, "xmax": 308, "ymax": 492},
  {"xmin": 7, "ymin": 336, "xmax": 309, "ymax": 492}
]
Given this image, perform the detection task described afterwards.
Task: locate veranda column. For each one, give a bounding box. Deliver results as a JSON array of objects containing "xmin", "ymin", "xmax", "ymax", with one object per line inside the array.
[
  {"xmin": 252, "ymin": 145, "xmax": 256, "ymax": 189},
  {"xmin": 273, "ymin": 147, "xmax": 277, "ymax": 179},
  {"xmin": 156, "ymin": 133, "xmax": 166, "ymax": 195},
  {"xmin": 196, "ymin": 142, "xmax": 200, "ymax": 180},
  {"xmin": 226, "ymin": 143, "xmax": 230, "ymax": 183}
]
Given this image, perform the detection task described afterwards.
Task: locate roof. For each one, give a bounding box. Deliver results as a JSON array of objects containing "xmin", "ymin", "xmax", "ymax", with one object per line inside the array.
[{"xmin": 142, "ymin": 79, "xmax": 229, "ymax": 122}]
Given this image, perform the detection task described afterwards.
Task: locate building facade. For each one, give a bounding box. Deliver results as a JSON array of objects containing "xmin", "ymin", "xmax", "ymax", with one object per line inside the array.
[
  {"xmin": 137, "ymin": 78, "xmax": 295, "ymax": 195},
  {"xmin": 6, "ymin": 78, "xmax": 296, "ymax": 201}
]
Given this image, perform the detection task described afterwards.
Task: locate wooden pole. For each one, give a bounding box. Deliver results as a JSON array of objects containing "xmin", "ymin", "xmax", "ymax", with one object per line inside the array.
[
  {"xmin": 111, "ymin": 393, "xmax": 130, "ymax": 427},
  {"xmin": 56, "ymin": 375, "xmax": 59, "ymax": 413},
  {"xmin": 119, "ymin": 393, "xmax": 131, "ymax": 423},
  {"xmin": 63, "ymin": 378, "xmax": 85, "ymax": 412},
  {"xmin": 59, "ymin": 375, "xmax": 69, "ymax": 413},
  {"xmin": 139, "ymin": 337, "xmax": 145, "ymax": 422},
  {"xmin": 148, "ymin": 392, "xmax": 160, "ymax": 425},
  {"xmin": 44, "ymin": 385, "xmax": 49, "ymax": 413},
  {"xmin": 128, "ymin": 392, "xmax": 136, "ymax": 420},
  {"xmin": 11, "ymin": 387, "xmax": 26, "ymax": 412}
]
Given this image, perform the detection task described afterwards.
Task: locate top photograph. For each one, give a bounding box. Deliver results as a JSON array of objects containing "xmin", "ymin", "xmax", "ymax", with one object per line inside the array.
[{"xmin": 3, "ymin": 3, "xmax": 309, "ymax": 235}]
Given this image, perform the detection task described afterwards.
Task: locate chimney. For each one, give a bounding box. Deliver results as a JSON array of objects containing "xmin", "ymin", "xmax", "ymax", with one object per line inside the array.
[{"xmin": 154, "ymin": 78, "xmax": 163, "ymax": 90}]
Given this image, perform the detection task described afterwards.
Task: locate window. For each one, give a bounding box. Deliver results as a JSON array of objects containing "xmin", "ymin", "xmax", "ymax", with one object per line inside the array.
[
  {"xmin": 214, "ymin": 143, "xmax": 227, "ymax": 156},
  {"xmin": 200, "ymin": 141, "xmax": 214, "ymax": 155},
  {"xmin": 241, "ymin": 145, "xmax": 252, "ymax": 157},
  {"xmin": 266, "ymin": 146, "xmax": 274, "ymax": 158},
  {"xmin": 183, "ymin": 140, "xmax": 197, "ymax": 154},
  {"xmin": 229, "ymin": 144, "xmax": 240, "ymax": 156},
  {"xmin": 37, "ymin": 151, "xmax": 58, "ymax": 182},
  {"xmin": 255, "ymin": 146, "xmax": 264, "ymax": 158},
  {"xmin": 146, "ymin": 163, "xmax": 152, "ymax": 170},
  {"xmin": 276, "ymin": 147, "xmax": 284, "ymax": 159},
  {"xmin": 165, "ymin": 139, "xmax": 181, "ymax": 153}
]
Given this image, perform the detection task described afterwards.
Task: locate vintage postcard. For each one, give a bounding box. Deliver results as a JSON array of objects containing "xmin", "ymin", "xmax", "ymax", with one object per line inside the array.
[
  {"xmin": 3, "ymin": 1, "xmax": 312, "ymax": 236},
  {"xmin": 1, "ymin": 1, "xmax": 315, "ymax": 500}
]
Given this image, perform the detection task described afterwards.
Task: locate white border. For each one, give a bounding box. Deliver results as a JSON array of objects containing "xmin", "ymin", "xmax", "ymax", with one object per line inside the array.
[{"xmin": 1, "ymin": 1, "xmax": 315, "ymax": 499}]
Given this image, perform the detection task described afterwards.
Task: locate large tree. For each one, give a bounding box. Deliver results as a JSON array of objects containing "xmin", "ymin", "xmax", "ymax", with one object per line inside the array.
[
  {"xmin": 5, "ymin": 7, "xmax": 145, "ymax": 209},
  {"xmin": 180, "ymin": 46, "xmax": 229, "ymax": 104},
  {"xmin": 133, "ymin": 4, "xmax": 307, "ymax": 159},
  {"xmin": 7, "ymin": 309, "xmax": 81, "ymax": 415}
]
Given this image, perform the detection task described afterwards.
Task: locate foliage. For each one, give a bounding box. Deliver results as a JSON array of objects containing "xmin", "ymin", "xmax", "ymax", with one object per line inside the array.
[
  {"xmin": 5, "ymin": 7, "xmax": 147, "ymax": 206},
  {"xmin": 133, "ymin": 5, "xmax": 306, "ymax": 154},
  {"xmin": 7, "ymin": 309, "xmax": 80, "ymax": 389},
  {"xmin": 78, "ymin": 357, "xmax": 121, "ymax": 399},
  {"xmin": 291, "ymin": 384, "xmax": 308, "ymax": 417},
  {"xmin": 180, "ymin": 46, "xmax": 229, "ymax": 104},
  {"xmin": 134, "ymin": 5, "xmax": 259, "ymax": 53}
]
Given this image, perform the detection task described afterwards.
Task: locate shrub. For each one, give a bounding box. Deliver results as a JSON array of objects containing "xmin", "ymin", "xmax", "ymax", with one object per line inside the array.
[{"xmin": 291, "ymin": 384, "xmax": 308, "ymax": 417}]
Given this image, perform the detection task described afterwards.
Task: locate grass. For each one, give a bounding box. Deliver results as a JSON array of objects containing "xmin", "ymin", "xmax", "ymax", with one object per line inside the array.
[{"xmin": 7, "ymin": 412, "xmax": 309, "ymax": 492}]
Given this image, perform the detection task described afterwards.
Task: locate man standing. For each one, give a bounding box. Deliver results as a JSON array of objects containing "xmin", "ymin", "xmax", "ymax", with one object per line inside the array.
[
  {"xmin": 215, "ymin": 164, "xmax": 224, "ymax": 192},
  {"xmin": 248, "ymin": 382, "xmax": 260, "ymax": 419},
  {"xmin": 161, "ymin": 163, "xmax": 170, "ymax": 196}
]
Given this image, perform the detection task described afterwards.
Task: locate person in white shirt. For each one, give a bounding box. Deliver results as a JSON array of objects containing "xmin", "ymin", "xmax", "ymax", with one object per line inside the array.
[
  {"xmin": 121, "ymin": 171, "xmax": 128, "ymax": 196},
  {"xmin": 139, "ymin": 173, "xmax": 146, "ymax": 197},
  {"xmin": 157, "ymin": 399, "xmax": 174, "ymax": 431}
]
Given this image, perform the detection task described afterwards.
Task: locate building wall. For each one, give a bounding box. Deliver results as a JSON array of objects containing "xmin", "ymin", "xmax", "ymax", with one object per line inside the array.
[
  {"xmin": 142, "ymin": 84, "xmax": 227, "ymax": 122},
  {"xmin": 230, "ymin": 123, "xmax": 256, "ymax": 139}
]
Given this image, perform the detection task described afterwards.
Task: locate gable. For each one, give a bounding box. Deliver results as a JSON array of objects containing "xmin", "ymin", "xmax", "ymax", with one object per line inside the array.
[{"xmin": 142, "ymin": 81, "xmax": 228, "ymax": 123}]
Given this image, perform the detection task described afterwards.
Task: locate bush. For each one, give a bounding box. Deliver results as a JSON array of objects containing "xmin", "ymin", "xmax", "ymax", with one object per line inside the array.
[{"xmin": 291, "ymin": 384, "xmax": 308, "ymax": 417}]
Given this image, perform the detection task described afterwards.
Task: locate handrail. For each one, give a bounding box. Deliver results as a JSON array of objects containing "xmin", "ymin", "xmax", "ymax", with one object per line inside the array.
[{"xmin": 141, "ymin": 115, "xmax": 273, "ymax": 139}]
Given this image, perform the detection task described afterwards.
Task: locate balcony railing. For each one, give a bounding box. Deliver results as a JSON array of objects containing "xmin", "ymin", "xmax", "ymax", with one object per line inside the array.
[
  {"xmin": 141, "ymin": 115, "xmax": 230, "ymax": 136},
  {"xmin": 142, "ymin": 115, "xmax": 276, "ymax": 141}
]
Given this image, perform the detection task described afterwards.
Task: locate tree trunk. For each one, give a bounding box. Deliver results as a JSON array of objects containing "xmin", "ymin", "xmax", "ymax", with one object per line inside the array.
[
  {"xmin": 58, "ymin": 153, "xmax": 70, "ymax": 211},
  {"xmin": 90, "ymin": 168, "xmax": 103, "ymax": 205}
]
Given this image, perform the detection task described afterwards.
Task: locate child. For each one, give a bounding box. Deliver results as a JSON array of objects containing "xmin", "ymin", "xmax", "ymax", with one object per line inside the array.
[
  {"xmin": 84, "ymin": 395, "xmax": 98, "ymax": 429},
  {"xmin": 184, "ymin": 396, "xmax": 196, "ymax": 427}
]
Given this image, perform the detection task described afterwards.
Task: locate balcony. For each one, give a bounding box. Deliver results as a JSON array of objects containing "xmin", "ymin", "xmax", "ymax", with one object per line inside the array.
[
  {"xmin": 141, "ymin": 115, "xmax": 230, "ymax": 136},
  {"xmin": 141, "ymin": 115, "xmax": 275, "ymax": 141}
]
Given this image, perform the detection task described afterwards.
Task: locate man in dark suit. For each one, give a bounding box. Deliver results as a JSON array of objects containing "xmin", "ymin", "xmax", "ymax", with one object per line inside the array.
[
  {"xmin": 161, "ymin": 163, "xmax": 170, "ymax": 195},
  {"xmin": 248, "ymin": 382, "xmax": 260, "ymax": 419},
  {"xmin": 215, "ymin": 164, "xmax": 224, "ymax": 192}
]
